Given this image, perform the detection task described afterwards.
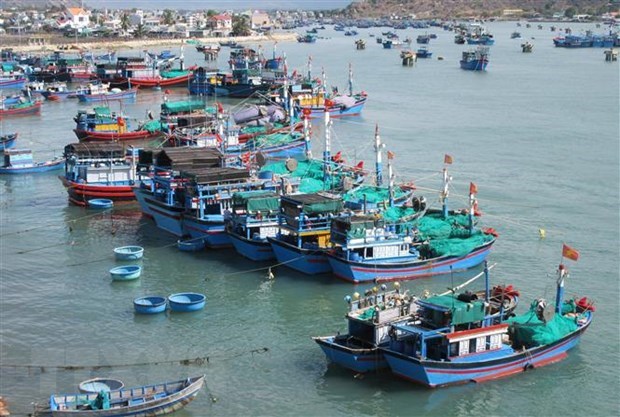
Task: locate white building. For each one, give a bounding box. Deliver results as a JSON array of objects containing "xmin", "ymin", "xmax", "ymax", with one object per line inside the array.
[{"xmin": 66, "ymin": 7, "xmax": 90, "ymax": 29}]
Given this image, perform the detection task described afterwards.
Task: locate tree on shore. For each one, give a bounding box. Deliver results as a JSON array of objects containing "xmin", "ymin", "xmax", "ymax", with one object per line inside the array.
[
  {"xmin": 135, "ymin": 23, "xmax": 147, "ymax": 38},
  {"xmin": 120, "ymin": 13, "xmax": 130, "ymax": 32},
  {"xmin": 232, "ymin": 15, "xmax": 251, "ymax": 36},
  {"xmin": 162, "ymin": 9, "xmax": 176, "ymax": 26}
]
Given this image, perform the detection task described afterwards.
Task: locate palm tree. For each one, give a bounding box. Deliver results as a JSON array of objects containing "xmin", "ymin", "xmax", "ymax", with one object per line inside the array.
[
  {"xmin": 120, "ymin": 13, "xmax": 130, "ymax": 32},
  {"xmin": 162, "ymin": 9, "xmax": 175, "ymax": 26},
  {"xmin": 135, "ymin": 23, "xmax": 147, "ymax": 38},
  {"xmin": 232, "ymin": 15, "xmax": 251, "ymax": 37}
]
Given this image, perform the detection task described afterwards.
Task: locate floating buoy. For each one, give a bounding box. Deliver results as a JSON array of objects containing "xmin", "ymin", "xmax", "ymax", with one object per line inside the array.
[
  {"xmin": 539, "ymin": 228, "xmax": 546, "ymax": 239},
  {"xmin": 438, "ymin": 56, "xmax": 444, "ymax": 60},
  {"xmin": 267, "ymin": 267, "xmax": 275, "ymax": 280}
]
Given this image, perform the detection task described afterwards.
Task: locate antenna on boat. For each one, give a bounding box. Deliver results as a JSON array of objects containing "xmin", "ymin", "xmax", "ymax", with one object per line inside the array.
[
  {"xmin": 348, "ymin": 63, "xmax": 353, "ymax": 97},
  {"xmin": 468, "ymin": 182, "xmax": 478, "ymax": 233},
  {"xmin": 303, "ymin": 109, "xmax": 312, "ymax": 159},
  {"xmin": 374, "ymin": 124, "xmax": 384, "ymax": 186},
  {"xmin": 387, "ymin": 149, "xmax": 395, "ymax": 207},
  {"xmin": 307, "ymin": 55, "xmax": 312, "ymax": 80}
]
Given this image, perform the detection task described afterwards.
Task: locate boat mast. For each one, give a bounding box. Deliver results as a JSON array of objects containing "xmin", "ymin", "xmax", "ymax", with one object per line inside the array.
[
  {"xmin": 468, "ymin": 183, "xmax": 477, "ymax": 233},
  {"xmin": 387, "ymin": 151, "xmax": 394, "ymax": 207},
  {"xmin": 323, "ymin": 107, "xmax": 331, "ymax": 184},
  {"xmin": 179, "ymin": 44, "xmax": 184, "ymax": 71},
  {"xmin": 307, "ymin": 55, "xmax": 312, "ymax": 81},
  {"xmin": 555, "ymin": 264, "xmax": 568, "ymax": 314},
  {"xmin": 441, "ymin": 167, "xmax": 451, "ymax": 218},
  {"xmin": 303, "ymin": 109, "xmax": 312, "ymax": 159},
  {"xmin": 374, "ymin": 124, "xmax": 383, "ymax": 186},
  {"xmin": 348, "ymin": 62, "xmax": 353, "ymax": 97}
]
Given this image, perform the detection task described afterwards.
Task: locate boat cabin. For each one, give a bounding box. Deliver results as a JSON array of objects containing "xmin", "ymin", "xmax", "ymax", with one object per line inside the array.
[
  {"xmin": 3, "ymin": 149, "xmax": 34, "ymax": 168},
  {"xmin": 388, "ymin": 294, "xmax": 510, "ymax": 361},
  {"xmin": 63, "ymin": 143, "xmax": 135, "ymax": 185},
  {"xmin": 230, "ymin": 190, "xmax": 281, "ymax": 240},
  {"xmin": 75, "ymin": 107, "xmax": 128, "ymax": 133}
]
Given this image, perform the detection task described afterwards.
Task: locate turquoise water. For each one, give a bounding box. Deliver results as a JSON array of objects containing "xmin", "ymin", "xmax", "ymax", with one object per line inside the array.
[{"xmin": 1, "ymin": 21, "xmax": 618, "ymax": 416}]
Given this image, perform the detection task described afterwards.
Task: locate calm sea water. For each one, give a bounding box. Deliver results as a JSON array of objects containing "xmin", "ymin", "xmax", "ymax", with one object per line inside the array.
[{"xmin": 1, "ymin": 21, "xmax": 618, "ymax": 417}]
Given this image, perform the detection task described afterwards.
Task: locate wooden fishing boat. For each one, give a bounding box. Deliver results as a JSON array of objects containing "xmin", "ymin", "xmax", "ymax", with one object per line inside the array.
[
  {"xmin": 73, "ymin": 107, "xmax": 164, "ymax": 143},
  {"xmin": 314, "ymin": 275, "xmax": 519, "ymax": 373},
  {"xmin": 128, "ymin": 66, "xmax": 196, "ymax": 88},
  {"xmin": 0, "ymin": 100, "xmax": 41, "ymax": 118},
  {"xmin": 113, "ymin": 246, "xmax": 144, "ymax": 261},
  {"xmin": 380, "ymin": 256, "xmax": 593, "ymax": 387},
  {"xmin": 59, "ymin": 143, "xmax": 138, "ymax": 206},
  {"xmin": 0, "ymin": 149, "xmax": 63, "ymax": 174},
  {"xmin": 133, "ymin": 296, "xmax": 167, "ymax": 314},
  {"xmin": 110, "ymin": 265, "xmax": 142, "ymax": 281},
  {"xmin": 0, "ymin": 133, "xmax": 17, "ymax": 150},
  {"xmin": 460, "ymin": 46, "xmax": 490, "ymax": 71},
  {"xmin": 0, "ymin": 75, "xmax": 26, "ymax": 89},
  {"xmin": 34, "ymin": 375, "xmax": 205, "ymax": 416},
  {"xmin": 77, "ymin": 84, "xmax": 138, "ymax": 103},
  {"xmin": 168, "ymin": 293, "xmax": 206, "ymax": 312}
]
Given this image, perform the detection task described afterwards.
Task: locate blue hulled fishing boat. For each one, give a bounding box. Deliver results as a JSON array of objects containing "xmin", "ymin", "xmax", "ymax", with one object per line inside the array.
[
  {"xmin": 460, "ymin": 47, "xmax": 489, "ymax": 71},
  {"xmin": 313, "ymin": 275, "xmax": 519, "ymax": 373},
  {"xmin": 0, "ymin": 149, "xmax": 62, "ymax": 174},
  {"xmin": 381, "ymin": 256, "xmax": 593, "ymax": 387}
]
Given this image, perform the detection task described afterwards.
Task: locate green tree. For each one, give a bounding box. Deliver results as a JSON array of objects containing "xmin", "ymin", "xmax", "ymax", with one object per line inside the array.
[
  {"xmin": 206, "ymin": 10, "xmax": 217, "ymax": 17},
  {"xmin": 120, "ymin": 13, "xmax": 130, "ymax": 32},
  {"xmin": 232, "ymin": 15, "xmax": 251, "ymax": 36},
  {"xmin": 162, "ymin": 9, "xmax": 175, "ymax": 25},
  {"xmin": 135, "ymin": 23, "xmax": 147, "ymax": 38},
  {"xmin": 565, "ymin": 7, "xmax": 576, "ymax": 18}
]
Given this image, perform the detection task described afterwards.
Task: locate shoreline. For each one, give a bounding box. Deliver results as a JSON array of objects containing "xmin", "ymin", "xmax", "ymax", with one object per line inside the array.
[{"xmin": 3, "ymin": 32, "xmax": 299, "ymax": 53}]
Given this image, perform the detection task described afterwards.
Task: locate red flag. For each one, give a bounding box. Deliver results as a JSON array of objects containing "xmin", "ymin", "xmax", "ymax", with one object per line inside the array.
[
  {"xmin": 562, "ymin": 244, "xmax": 580, "ymax": 261},
  {"xmin": 387, "ymin": 150, "xmax": 395, "ymax": 160},
  {"xmin": 444, "ymin": 154, "xmax": 453, "ymax": 164},
  {"xmin": 469, "ymin": 182, "xmax": 478, "ymax": 195},
  {"xmin": 355, "ymin": 161, "xmax": 364, "ymax": 170}
]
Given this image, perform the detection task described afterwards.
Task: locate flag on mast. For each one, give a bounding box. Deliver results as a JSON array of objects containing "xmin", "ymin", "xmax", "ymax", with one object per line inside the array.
[{"xmin": 562, "ymin": 244, "xmax": 580, "ymax": 261}]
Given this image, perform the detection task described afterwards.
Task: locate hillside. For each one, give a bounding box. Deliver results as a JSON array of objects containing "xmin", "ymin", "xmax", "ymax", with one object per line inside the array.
[{"xmin": 341, "ymin": 0, "xmax": 617, "ymax": 19}]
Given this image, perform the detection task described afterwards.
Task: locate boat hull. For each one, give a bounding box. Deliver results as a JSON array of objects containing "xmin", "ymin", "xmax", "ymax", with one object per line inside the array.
[
  {"xmin": 0, "ymin": 101, "xmax": 42, "ymax": 117},
  {"xmin": 267, "ymin": 237, "xmax": 332, "ymax": 274},
  {"xmin": 228, "ymin": 232, "xmax": 275, "ymax": 261},
  {"xmin": 382, "ymin": 315, "xmax": 592, "ymax": 387},
  {"xmin": 326, "ymin": 240, "xmax": 495, "ymax": 283},
  {"xmin": 0, "ymin": 159, "xmax": 63, "ymax": 174},
  {"xmin": 73, "ymin": 128, "xmax": 164, "ymax": 142},
  {"xmin": 134, "ymin": 190, "xmax": 184, "ymax": 236},
  {"xmin": 77, "ymin": 88, "xmax": 138, "ymax": 103},
  {"xmin": 460, "ymin": 59, "xmax": 489, "ymax": 71},
  {"xmin": 182, "ymin": 216, "xmax": 231, "ymax": 249},
  {"xmin": 130, "ymin": 74, "xmax": 193, "ymax": 88},
  {"xmin": 298, "ymin": 97, "xmax": 366, "ymax": 119},
  {"xmin": 314, "ymin": 336, "xmax": 388, "ymax": 373},
  {"xmin": 59, "ymin": 176, "xmax": 135, "ymax": 206}
]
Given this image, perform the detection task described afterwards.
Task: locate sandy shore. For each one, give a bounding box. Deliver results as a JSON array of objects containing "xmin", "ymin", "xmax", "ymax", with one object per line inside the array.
[{"xmin": 7, "ymin": 32, "xmax": 299, "ymax": 53}]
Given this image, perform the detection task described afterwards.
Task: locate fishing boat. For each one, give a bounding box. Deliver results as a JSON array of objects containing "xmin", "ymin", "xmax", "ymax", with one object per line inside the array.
[
  {"xmin": 0, "ymin": 133, "xmax": 17, "ymax": 150},
  {"xmin": 40, "ymin": 83, "xmax": 86, "ymax": 100},
  {"xmin": 34, "ymin": 375, "xmax": 205, "ymax": 416},
  {"xmin": 78, "ymin": 378, "xmax": 124, "ymax": 394},
  {"xmin": 59, "ymin": 143, "xmax": 139, "ymax": 206},
  {"xmin": 73, "ymin": 107, "xmax": 165, "ymax": 143},
  {"xmin": 0, "ymin": 75, "xmax": 27, "ymax": 89},
  {"xmin": 313, "ymin": 276, "xmax": 519, "ymax": 373},
  {"xmin": 0, "ymin": 100, "xmax": 41, "ymax": 118},
  {"xmin": 380, "ymin": 256, "xmax": 593, "ymax": 387},
  {"xmin": 511, "ymin": 31, "xmax": 522, "ymax": 39},
  {"xmin": 467, "ymin": 34, "xmax": 495, "ymax": 45},
  {"xmin": 460, "ymin": 47, "xmax": 490, "ymax": 71},
  {"xmin": 297, "ymin": 34, "xmax": 317, "ymax": 43},
  {"xmin": 292, "ymin": 63, "xmax": 367, "ymax": 119},
  {"xmin": 267, "ymin": 192, "xmax": 344, "ymax": 275},
  {"xmin": 0, "ymin": 149, "xmax": 63, "ymax": 174},
  {"xmin": 76, "ymin": 83, "xmax": 138, "ymax": 103},
  {"xmin": 129, "ymin": 65, "xmax": 196, "ymax": 88},
  {"xmin": 521, "ymin": 42, "xmax": 534, "ymax": 53},
  {"xmin": 416, "ymin": 46, "xmax": 433, "ymax": 58},
  {"xmin": 417, "ymin": 34, "xmax": 431, "ymax": 44},
  {"xmin": 326, "ymin": 168, "xmax": 496, "ymax": 283}
]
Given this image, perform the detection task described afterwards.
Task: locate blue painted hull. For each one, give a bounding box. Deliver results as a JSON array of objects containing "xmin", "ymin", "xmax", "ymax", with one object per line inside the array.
[
  {"xmin": 77, "ymin": 89, "xmax": 137, "ymax": 103},
  {"xmin": 382, "ymin": 315, "xmax": 592, "ymax": 387},
  {"xmin": 133, "ymin": 187, "xmax": 156, "ymax": 218},
  {"xmin": 460, "ymin": 59, "xmax": 488, "ymax": 71},
  {"xmin": 0, "ymin": 159, "xmax": 63, "ymax": 174},
  {"xmin": 327, "ymin": 240, "xmax": 495, "ymax": 283},
  {"xmin": 228, "ymin": 232, "xmax": 275, "ymax": 261},
  {"xmin": 183, "ymin": 216, "xmax": 231, "ymax": 248},
  {"xmin": 267, "ymin": 237, "xmax": 332, "ymax": 274},
  {"xmin": 298, "ymin": 97, "xmax": 367, "ymax": 119},
  {"xmin": 314, "ymin": 336, "xmax": 388, "ymax": 373},
  {"xmin": 137, "ymin": 192, "xmax": 184, "ymax": 236}
]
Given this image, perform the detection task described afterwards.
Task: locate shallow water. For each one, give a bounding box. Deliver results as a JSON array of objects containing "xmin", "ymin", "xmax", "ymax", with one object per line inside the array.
[{"xmin": 1, "ymin": 21, "xmax": 618, "ymax": 416}]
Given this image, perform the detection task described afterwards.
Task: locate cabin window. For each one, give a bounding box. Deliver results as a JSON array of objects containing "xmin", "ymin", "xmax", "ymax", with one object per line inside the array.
[
  {"xmin": 459, "ymin": 340, "xmax": 469, "ymax": 356},
  {"xmin": 469, "ymin": 338, "xmax": 477, "ymax": 354},
  {"xmin": 476, "ymin": 336, "xmax": 486, "ymax": 352},
  {"xmin": 489, "ymin": 334, "xmax": 502, "ymax": 350},
  {"xmin": 449, "ymin": 342, "xmax": 458, "ymax": 357}
]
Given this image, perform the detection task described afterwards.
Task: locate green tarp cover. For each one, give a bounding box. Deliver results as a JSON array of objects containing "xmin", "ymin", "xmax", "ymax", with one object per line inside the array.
[
  {"xmin": 424, "ymin": 294, "xmax": 486, "ymax": 325},
  {"xmin": 358, "ymin": 306, "xmax": 376, "ymax": 321},
  {"xmin": 429, "ymin": 233, "xmax": 493, "ymax": 258},
  {"xmin": 161, "ymin": 101, "xmax": 211, "ymax": 114},
  {"xmin": 343, "ymin": 185, "xmax": 408, "ymax": 204},
  {"xmin": 304, "ymin": 199, "xmax": 343, "ymax": 215},
  {"xmin": 382, "ymin": 206, "xmax": 417, "ymax": 223},
  {"xmin": 94, "ymin": 106, "xmax": 112, "ymax": 117},
  {"xmin": 233, "ymin": 191, "xmax": 279, "ymax": 213},
  {"xmin": 8, "ymin": 101, "xmax": 36, "ymax": 109},
  {"xmin": 141, "ymin": 120, "xmax": 165, "ymax": 133},
  {"xmin": 506, "ymin": 301, "xmax": 580, "ymax": 348},
  {"xmin": 2, "ymin": 64, "xmax": 14, "ymax": 72},
  {"xmin": 160, "ymin": 69, "xmax": 190, "ymax": 78}
]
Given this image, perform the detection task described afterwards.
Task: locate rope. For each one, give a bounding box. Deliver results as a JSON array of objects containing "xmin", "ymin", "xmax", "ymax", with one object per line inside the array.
[
  {"xmin": 222, "ymin": 252, "xmax": 309, "ymax": 277},
  {"xmin": 0, "ymin": 208, "xmax": 114, "ymax": 238}
]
